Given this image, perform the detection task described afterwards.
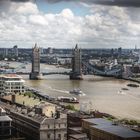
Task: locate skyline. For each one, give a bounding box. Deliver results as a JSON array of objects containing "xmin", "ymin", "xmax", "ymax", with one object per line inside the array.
[{"xmin": 0, "ymin": 0, "xmax": 140, "ymax": 48}]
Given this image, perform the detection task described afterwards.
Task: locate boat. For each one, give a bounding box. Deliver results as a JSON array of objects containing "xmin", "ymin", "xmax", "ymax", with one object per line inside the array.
[
  {"xmin": 69, "ymin": 89, "xmax": 86, "ymax": 96},
  {"xmin": 127, "ymin": 84, "xmax": 139, "ymax": 88},
  {"xmin": 121, "ymin": 88, "xmax": 129, "ymax": 90},
  {"xmin": 57, "ymin": 96, "xmax": 79, "ymax": 103}
]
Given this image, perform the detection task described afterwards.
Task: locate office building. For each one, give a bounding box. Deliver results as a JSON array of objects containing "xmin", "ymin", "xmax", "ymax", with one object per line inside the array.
[{"xmin": 0, "ymin": 74, "xmax": 25, "ymax": 95}]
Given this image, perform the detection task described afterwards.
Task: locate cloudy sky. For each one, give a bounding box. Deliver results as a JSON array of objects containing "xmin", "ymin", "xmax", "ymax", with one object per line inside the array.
[{"xmin": 0, "ymin": 0, "xmax": 140, "ymax": 48}]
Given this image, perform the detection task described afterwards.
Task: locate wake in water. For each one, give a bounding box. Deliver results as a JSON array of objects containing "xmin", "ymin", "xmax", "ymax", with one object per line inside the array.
[
  {"xmin": 48, "ymin": 86, "xmax": 86, "ymax": 96},
  {"xmin": 117, "ymin": 89, "xmax": 140, "ymax": 99},
  {"xmin": 117, "ymin": 90, "xmax": 127, "ymax": 95},
  {"xmin": 48, "ymin": 86, "xmax": 69, "ymax": 94}
]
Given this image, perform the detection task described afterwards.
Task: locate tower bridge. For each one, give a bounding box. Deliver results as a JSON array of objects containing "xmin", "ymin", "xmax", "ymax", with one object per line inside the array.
[
  {"xmin": 29, "ymin": 44, "xmax": 83, "ymax": 80},
  {"xmin": 11, "ymin": 44, "xmax": 122, "ymax": 79}
]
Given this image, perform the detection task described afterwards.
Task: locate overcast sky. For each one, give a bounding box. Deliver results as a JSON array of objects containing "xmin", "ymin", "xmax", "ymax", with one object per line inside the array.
[{"xmin": 0, "ymin": 0, "xmax": 140, "ymax": 48}]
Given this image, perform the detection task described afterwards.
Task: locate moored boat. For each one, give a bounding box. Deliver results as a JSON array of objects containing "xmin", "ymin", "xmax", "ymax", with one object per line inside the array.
[
  {"xmin": 57, "ymin": 96, "xmax": 79, "ymax": 103},
  {"xmin": 127, "ymin": 84, "xmax": 139, "ymax": 88},
  {"xmin": 121, "ymin": 88, "xmax": 129, "ymax": 90}
]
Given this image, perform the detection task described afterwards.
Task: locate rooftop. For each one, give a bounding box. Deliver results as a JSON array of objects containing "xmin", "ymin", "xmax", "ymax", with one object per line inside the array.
[
  {"xmin": 0, "ymin": 115, "xmax": 12, "ymax": 122},
  {"xmin": 83, "ymin": 118, "xmax": 112, "ymax": 126},
  {"xmin": 0, "ymin": 74, "xmax": 23, "ymax": 79},
  {"xmin": 68, "ymin": 111, "xmax": 94, "ymax": 119},
  {"xmin": 83, "ymin": 118, "xmax": 140, "ymax": 138},
  {"xmin": 69, "ymin": 133, "xmax": 88, "ymax": 139},
  {"xmin": 91, "ymin": 125, "xmax": 140, "ymax": 138},
  {"xmin": 69, "ymin": 127, "xmax": 82, "ymax": 132}
]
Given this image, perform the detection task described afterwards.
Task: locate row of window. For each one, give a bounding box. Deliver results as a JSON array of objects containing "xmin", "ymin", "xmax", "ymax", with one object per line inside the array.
[{"xmin": 47, "ymin": 123, "xmax": 67, "ymax": 129}]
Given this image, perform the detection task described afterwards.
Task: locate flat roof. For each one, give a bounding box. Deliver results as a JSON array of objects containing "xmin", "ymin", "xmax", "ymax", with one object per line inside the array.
[
  {"xmin": 83, "ymin": 118, "xmax": 140, "ymax": 138},
  {"xmin": 69, "ymin": 133, "xmax": 87, "ymax": 139},
  {"xmin": 91, "ymin": 125, "xmax": 140, "ymax": 138},
  {"xmin": 83, "ymin": 118, "xmax": 112, "ymax": 126},
  {"xmin": 0, "ymin": 74, "xmax": 22, "ymax": 79},
  {"xmin": 0, "ymin": 116, "xmax": 12, "ymax": 122},
  {"xmin": 69, "ymin": 127, "xmax": 82, "ymax": 131}
]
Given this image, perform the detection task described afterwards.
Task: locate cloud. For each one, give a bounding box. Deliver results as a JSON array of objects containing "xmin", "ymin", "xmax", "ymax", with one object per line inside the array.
[
  {"xmin": 44, "ymin": 0, "xmax": 140, "ymax": 7},
  {"xmin": 1, "ymin": 0, "xmax": 140, "ymax": 7},
  {"xmin": 0, "ymin": 1, "xmax": 140, "ymax": 48},
  {"xmin": 11, "ymin": 0, "xmax": 30, "ymax": 2}
]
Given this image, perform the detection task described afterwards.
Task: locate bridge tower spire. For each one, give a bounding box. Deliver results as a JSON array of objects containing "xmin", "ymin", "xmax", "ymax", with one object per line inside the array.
[
  {"xmin": 29, "ymin": 43, "xmax": 42, "ymax": 80},
  {"xmin": 70, "ymin": 44, "xmax": 83, "ymax": 80}
]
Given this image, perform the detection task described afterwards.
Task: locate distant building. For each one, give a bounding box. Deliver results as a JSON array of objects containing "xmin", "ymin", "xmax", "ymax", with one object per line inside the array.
[
  {"xmin": 82, "ymin": 118, "xmax": 140, "ymax": 140},
  {"xmin": 30, "ymin": 43, "xmax": 42, "ymax": 80},
  {"xmin": 70, "ymin": 44, "xmax": 83, "ymax": 80},
  {"xmin": 47, "ymin": 47, "xmax": 53, "ymax": 54},
  {"xmin": 13, "ymin": 45, "xmax": 18, "ymax": 57},
  {"xmin": 40, "ymin": 47, "xmax": 45, "ymax": 54},
  {"xmin": 0, "ymin": 107, "xmax": 12, "ymax": 139},
  {"xmin": 0, "ymin": 74, "xmax": 25, "ymax": 95},
  {"xmin": 4, "ymin": 48, "xmax": 8, "ymax": 57},
  {"xmin": 118, "ymin": 47, "xmax": 122, "ymax": 57}
]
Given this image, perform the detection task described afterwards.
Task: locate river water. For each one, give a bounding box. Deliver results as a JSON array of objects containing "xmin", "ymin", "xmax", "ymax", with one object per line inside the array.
[{"xmin": 8, "ymin": 62, "xmax": 140, "ymax": 121}]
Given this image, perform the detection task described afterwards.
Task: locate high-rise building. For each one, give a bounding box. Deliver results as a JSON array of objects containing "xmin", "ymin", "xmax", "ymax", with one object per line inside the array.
[
  {"xmin": 30, "ymin": 43, "xmax": 42, "ymax": 80},
  {"xmin": 70, "ymin": 44, "xmax": 83, "ymax": 80},
  {"xmin": 13, "ymin": 45, "xmax": 18, "ymax": 57}
]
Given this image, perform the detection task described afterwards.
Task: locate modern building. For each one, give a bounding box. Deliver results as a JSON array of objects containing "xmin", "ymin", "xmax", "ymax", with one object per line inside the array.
[
  {"xmin": 47, "ymin": 47, "xmax": 53, "ymax": 54},
  {"xmin": 0, "ymin": 74, "xmax": 25, "ymax": 95},
  {"xmin": 70, "ymin": 44, "xmax": 83, "ymax": 80},
  {"xmin": 13, "ymin": 45, "xmax": 18, "ymax": 57},
  {"xmin": 30, "ymin": 43, "xmax": 42, "ymax": 80},
  {"xmin": 0, "ymin": 107, "xmax": 12, "ymax": 139},
  {"xmin": 82, "ymin": 118, "xmax": 140, "ymax": 140}
]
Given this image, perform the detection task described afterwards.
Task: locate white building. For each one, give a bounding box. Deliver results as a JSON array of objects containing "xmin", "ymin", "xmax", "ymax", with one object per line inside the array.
[{"xmin": 0, "ymin": 74, "xmax": 25, "ymax": 95}]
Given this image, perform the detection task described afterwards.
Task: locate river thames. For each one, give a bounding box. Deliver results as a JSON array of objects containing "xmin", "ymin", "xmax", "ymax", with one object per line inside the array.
[{"xmin": 8, "ymin": 62, "xmax": 140, "ymax": 121}]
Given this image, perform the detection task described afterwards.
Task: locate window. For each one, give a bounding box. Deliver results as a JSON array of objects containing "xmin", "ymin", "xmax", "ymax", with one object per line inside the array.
[
  {"xmin": 48, "ymin": 125, "xmax": 50, "ymax": 129},
  {"xmin": 58, "ymin": 134, "xmax": 61, "ymax": 139},
  {"xmin": 3, "ymin": 122, "xmax": 10, "ymax": 126},
  {"xmin": 47, "ymin": 134, "xmax": 50, "ymax": 139}
]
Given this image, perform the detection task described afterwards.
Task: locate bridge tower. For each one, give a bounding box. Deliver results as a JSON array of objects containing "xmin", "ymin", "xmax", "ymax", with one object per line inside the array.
[
  {"xmin": 29, "ymin": 43, "xmax": 42, "ymax": 80},
  {"xmin": 70, "ymin": 44, "xmax": 83, "ymax": 80}
]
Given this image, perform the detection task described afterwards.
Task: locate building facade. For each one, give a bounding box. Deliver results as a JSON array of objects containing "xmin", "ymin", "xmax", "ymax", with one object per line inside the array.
[
  {"xmin": 0, "ymin": 107, "xmax": 12, "ymax": 139},
  {"xmin": 0, "ymin": 74, "xmax": 25, "ymax": 95},
  {"xmin": 7, "ymin": 105, "xmax": 67, "ymax": 140}
]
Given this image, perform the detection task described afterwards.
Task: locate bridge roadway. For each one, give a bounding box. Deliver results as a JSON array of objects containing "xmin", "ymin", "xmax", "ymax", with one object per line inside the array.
[{"xmin": 16, "ymin": 71, "xmax": 71, "ymax": 75}]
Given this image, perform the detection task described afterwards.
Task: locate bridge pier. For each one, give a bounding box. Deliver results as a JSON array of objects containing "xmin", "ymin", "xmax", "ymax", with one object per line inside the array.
[
  {"xmin": 70, "ymin": 73, "xmax": 83, "ymax": 80},
  {"xmin": 29, "ymin": 72, "xmax": 42, "ymax": 80}
]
